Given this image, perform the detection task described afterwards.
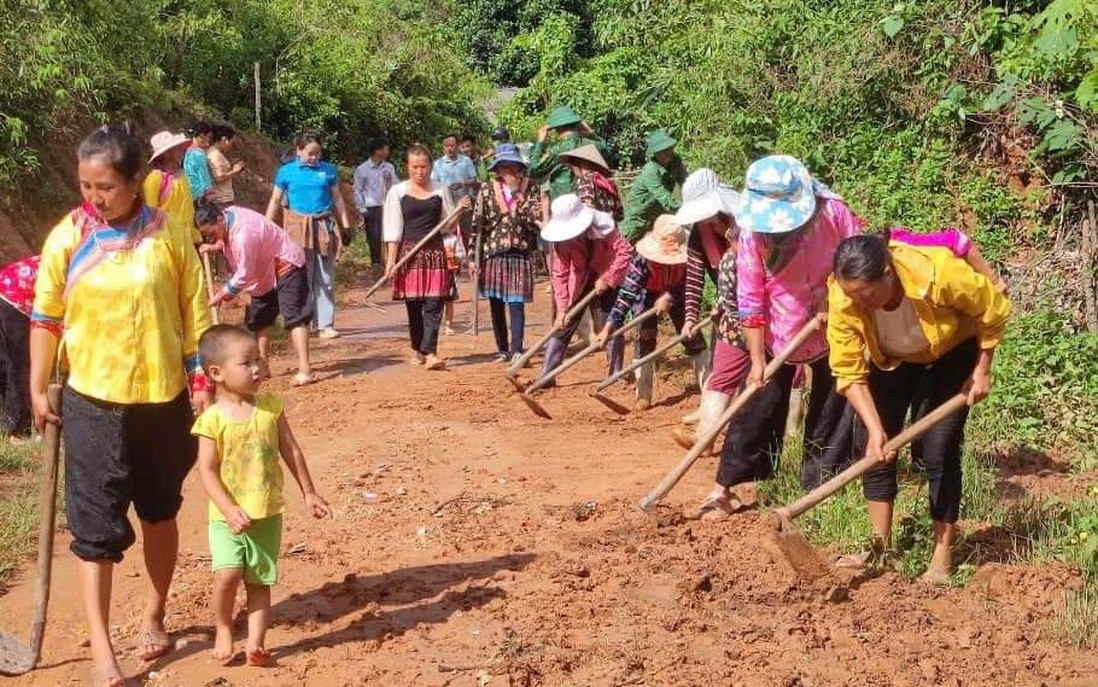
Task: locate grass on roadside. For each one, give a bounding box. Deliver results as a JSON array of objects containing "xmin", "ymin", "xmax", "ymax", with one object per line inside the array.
[
  {"xmin": 756, "ymin": 404, "xmax": 1098, "ymax": 647},
  {"xmin": 0, "ymin": 438, "xmax": 44, "ymax": 590}
]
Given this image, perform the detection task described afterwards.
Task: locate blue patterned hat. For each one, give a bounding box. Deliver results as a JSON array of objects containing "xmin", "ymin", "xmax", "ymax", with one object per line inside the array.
[
  {"xmin": 489, "ymin": 143, "xmax": 526, "ymax": 171},
  {"xmin": 732, "ymin": 155, "xmax": 818, "ymax": 234}
]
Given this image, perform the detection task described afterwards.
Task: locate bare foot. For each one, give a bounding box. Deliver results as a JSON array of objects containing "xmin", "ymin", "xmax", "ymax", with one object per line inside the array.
[
  {"xmin": 409, "ymin": 352, "xmax": 426, "ymax": 366},
  {"xmin": 212, "ymin": 625, "xmax": 235, "ymax": 665},
  {"xmin": 424, "ymin": 355, "xmax": 446, "ymax": 371},
  {"xmin": 90, "ymin": 659, "xmax": 125, "ymax": 687},
  {"xmin": 920, "ymin": 566, "xmax": 953, "ymax": 585},
  {"xmin": 246, "ymin": 646, "xmax": 273, "ymax": 667}
]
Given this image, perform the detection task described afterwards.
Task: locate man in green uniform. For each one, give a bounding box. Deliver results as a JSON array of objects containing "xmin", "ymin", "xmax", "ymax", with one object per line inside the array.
[
  {"xmin": 619, "ymin": 131, "xmax": 687, "ymax": 244},
  {"xmin": 528, "ymin": 105, "xmax": 614, "ymax": 201}
]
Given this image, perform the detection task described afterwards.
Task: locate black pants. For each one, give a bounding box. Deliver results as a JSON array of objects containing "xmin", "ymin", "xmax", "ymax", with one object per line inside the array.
[
  {"xmin": 363, "ymin": 206, "xmax": 384, "ymax": 266},
  {"xmin": 636, "ymin": 291, "xmax": 707, "ymax": 358},
  {"xmin": 405, "ymin": 298, "xmax": 444, "ymax": 355},
  {"xmin": 489, "ymin": 299, "xmax": 526, "ymax": 356},
  {"xmin": 717, "ymin": 355, "xmax": 854, "ymax": 490},
  {"xmin": 858, "ymin": 338, "xmax": 978, "ymax": 523},
  {"xmin": 63, "ymin": 387, "xmax": 196, "ymax": 562},
  {"xmin": 0, "ymin": 300, "xmax": 30, "ymax": 434}
]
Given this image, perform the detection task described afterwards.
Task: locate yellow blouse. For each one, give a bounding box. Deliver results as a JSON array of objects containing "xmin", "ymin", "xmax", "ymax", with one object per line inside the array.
[
  {"xmin": 32, "ymin": 206, "xmax": 211, "ymax": 404},
  {"xmin": 143, "ymin": 169, "xmax": 201, "ymax": 244},
  {"xmin": 828, "ymin": 242, "xmax": 1012, "ymax": 393},
  {"xmin": 192, "ymin": 393, "xmax": 286, "ymax": 521}
]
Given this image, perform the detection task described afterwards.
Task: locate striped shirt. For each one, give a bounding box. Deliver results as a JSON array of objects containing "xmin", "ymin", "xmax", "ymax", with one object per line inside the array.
[{"xmin": 608, "ymin": 254, "xmax": 686, "ymax": 327}]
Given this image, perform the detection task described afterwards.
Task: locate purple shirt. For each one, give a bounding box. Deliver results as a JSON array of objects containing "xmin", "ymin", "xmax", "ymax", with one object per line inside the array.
[{"xmin": 737, "ymin": 197, "xmax": 861, "ymax": 363}]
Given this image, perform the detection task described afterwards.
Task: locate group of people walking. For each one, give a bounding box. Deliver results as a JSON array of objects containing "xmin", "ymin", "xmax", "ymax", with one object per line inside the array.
[{"xmin": 0, "ymin": 103, "xmax": 1013, "ymax": 685}]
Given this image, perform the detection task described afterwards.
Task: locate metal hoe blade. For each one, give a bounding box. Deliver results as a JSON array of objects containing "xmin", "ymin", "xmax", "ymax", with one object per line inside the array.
[{"xmin": 0, "ymin": 632, "xmax": 35, "ymax": 676}]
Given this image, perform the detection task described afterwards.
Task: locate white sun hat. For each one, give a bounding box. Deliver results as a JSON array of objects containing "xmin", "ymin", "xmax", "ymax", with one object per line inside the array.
[
  {"xmin": 541, "ymin": 193, "xmax": 614, "ymax": 243},
  {"xmin": 674, "ymin": 168, "xmax": 739, "ymax": 226}
]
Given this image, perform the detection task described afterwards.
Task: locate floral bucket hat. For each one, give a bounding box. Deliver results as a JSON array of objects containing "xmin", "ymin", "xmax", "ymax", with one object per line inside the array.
[{"xmin": 732, "ymin": 155, "xmax": 820, "ymax": 234}]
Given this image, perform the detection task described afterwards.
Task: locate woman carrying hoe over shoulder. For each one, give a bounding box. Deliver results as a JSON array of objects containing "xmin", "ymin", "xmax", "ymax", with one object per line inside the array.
[
  {"xmin": 828, "ymin": 232, "xmax": 1011, "ymax": 583},
  {"xmin": 383, "ymin": 143, "xmax": 471, "ymax": 370}
]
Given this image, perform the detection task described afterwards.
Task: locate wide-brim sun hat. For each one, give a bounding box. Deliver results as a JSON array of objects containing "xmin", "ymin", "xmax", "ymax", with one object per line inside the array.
[
  {"xmin": 732, "ymin": 154, "xmax": 817, "ymax": 234},
  {"xmin": 542, "ymin": 193, "xmax": 613, "ymax": 242},
  {"xmin": 148, "ymin": 131, "xmax": 190, "ymax": 164},
  {"xmin": 636, "ymin": 214, "xmax": 688, "ymax": 265},
  {"xmin": 557, "ymin": 144, "xmax": 611, "ymax": 175},
  {"xmin": 547, "ymin": 105, "xmax": 583, "ymax": 129},
  {"xmin": 645, "ymin": 131, "xmax": 677, "ymax": 158},
  {"xmin": 489, "ymin": 143, "xmax": 527, "ymax": 171},
  {"xmin": 674, "ymin": 168, "xmax": 739, "ymax": 226}
]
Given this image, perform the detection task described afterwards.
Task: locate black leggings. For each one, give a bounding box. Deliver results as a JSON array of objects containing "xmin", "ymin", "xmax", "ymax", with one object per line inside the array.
[
  {"xmin": 858, "ymin": 338, "xmax": 978, "ymax": 523},
  {"xmin": 0, "ymin": 300, "xmax": 30, "ymax": 434},
  {"xmin": 405, "ymin": 298, "xmax": 444, "ymax": 355},
  {"xmin": 489, "ymin": 299, "xmax": 526, "ymax": 355},
  {"xmin": 717, "ymin": 355, "xmax": 854, "ymax": 490}
]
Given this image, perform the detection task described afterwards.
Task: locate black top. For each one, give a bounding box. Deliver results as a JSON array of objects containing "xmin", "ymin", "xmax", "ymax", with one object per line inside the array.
[{"xmin": 400, "ymin": 194, "xmax": 443, "ymax": 243}]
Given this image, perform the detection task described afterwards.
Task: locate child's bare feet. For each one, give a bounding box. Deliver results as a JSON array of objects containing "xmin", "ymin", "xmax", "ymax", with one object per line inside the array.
[
  {"xmin": 90, "ymin": 662, "xmax": 125, "ymax": 687},
  {"xmin": 212, "ymin": 625, "xmax": 235, "ymax": 665},
  {"xmin": 246, "ymin": 646, "xmax": 273, "ymax": 667}
]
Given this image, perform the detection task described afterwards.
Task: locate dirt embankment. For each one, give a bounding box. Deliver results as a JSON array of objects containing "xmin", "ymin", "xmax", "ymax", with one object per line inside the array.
[{"xmin": 0, "ymin": 109, "xmax": 286, "ymax": 263}]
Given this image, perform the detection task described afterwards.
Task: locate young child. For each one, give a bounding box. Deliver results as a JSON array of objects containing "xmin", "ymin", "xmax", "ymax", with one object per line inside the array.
[
  {"xmin": 442, "ymin": 228, "xmax": 467, "ymax": 336},
  {"xmin": 193, "ymin": 324, "xmax": 331, "ymax": 667}
]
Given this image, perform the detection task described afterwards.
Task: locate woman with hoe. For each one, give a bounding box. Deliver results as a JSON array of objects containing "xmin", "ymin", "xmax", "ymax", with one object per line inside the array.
[
  {"xmin": 470, "ymin": 143, "xmax": 543, "ymax": 363},
  {"xmin": 383, "ymin": 144, "xmax": 470, "ymax": 370},
  {"xmin": 31, "ymin": 125, "xmax": 212, "ymax": 686},
  {"xmin": 701, "ymin": 155, "xmax": 860, "ymax": 518},
  {"xmin": 828, "ymin": 233, "xmax": 1011, "ymax": 581}
]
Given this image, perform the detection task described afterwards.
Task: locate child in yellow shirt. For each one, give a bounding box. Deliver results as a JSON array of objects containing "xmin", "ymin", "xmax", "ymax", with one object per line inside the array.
[{"xmin": 193, "ymin": 325, "xmax": 331, "ymax": 667}]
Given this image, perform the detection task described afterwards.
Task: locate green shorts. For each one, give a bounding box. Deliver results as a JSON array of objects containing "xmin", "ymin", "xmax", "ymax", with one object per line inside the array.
[{"xmin": 208, "ymin": 513, "xmax": 283, "ymax": 586}]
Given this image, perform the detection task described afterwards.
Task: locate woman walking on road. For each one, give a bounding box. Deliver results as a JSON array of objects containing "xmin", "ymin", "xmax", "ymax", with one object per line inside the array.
[
  {"xmin": 265, "ymin": 131, "xmax": 352, "ymax": 340},
  {"xmin": 828, "ymin": 232, "xmax": 1010, "ymax": 581},
  {"xmin": 470, "ymin": 143, "xmax": 543, "ymax": 363},
  {"xmin": 30, "ymin": 125, "xmax": 212, "ymax": 687},
  {"xmin": 383, "ymin": 144, "xmax": 470, "ymax": 370}
]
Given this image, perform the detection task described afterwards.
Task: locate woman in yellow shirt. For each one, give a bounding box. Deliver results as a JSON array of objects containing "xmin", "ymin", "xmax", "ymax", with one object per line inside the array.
[
  {"xmin": 30, "ymin": 125, "xmax": 212, "ymax": 687},
  {"xmin": 144, "ymin": 129, "xmax": 202, "ymax": 245},
  {"xmin": 827, "ymin": 233, "xmax": 1011, "ymax": 583}
]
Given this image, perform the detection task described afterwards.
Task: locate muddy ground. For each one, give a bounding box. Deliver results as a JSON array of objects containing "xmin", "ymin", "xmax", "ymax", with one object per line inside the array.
[{"xmin": 0, "ymin": 286, "xmax": 1095, "ymax": 687}]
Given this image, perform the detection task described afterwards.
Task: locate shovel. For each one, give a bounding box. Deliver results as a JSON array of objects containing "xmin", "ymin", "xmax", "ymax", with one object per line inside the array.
[
  {"xmin": 0, "ymin": 383, "xmax": 62, "ymax": 675},
  {"xmin": 200, "ymin": 251, "xmax": 221, "ymax": 325},
  {"xmin": 505, "ymin": 289, "xmax": 599, "ymax": 391},
  {"xmin": 637, "ymin": 317, "xmax": 821, "ymax": 512},
  {"xmin": 769, "ymin": 393, "xmax": 970, "ymax": 580},
  {"xmin": 361, "ymin": 206, "xmax": 466, "ymax": 312},
  {"xmin": 523, "ymin": 306, "xmax": 659, "ymax": 397}
]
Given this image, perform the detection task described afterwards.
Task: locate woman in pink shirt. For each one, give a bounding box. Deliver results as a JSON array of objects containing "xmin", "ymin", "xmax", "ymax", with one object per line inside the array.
[
  {"xmin": 195, "ymin": 204, "xmax": 314, "ymax": 385},
  {"xmin": 717, "ymin": 155, "xmax": 860, "ymax": 508},
  {"xmin": 535, "ymin": 193, "xmax": 633, "ymax": 385}
]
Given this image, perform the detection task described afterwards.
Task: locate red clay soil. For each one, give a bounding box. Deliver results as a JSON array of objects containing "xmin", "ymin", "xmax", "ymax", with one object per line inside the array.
[{"xmin": 0, "ymin": 290, "xmax": 1095, "ymax": 687}]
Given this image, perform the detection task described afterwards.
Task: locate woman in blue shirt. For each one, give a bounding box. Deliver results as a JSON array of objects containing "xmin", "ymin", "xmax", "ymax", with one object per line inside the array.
[{"xmin": 265, "ymin": 131, "xmax": 352, "ymax": 343}]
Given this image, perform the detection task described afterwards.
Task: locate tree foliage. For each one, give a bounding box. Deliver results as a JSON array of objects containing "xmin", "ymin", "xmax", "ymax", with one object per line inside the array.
[{"xmin": 0, "ymin": 0, "xmax": 490, "ymax": 190}]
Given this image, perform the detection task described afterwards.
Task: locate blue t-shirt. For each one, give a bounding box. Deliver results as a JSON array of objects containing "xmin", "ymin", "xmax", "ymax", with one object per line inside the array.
[
  {"xmin": 183, "ymin": 147, "xmax": 214, "ymax": 201},
  {"xmin": 275, "ymin": 160, "xmax": 339, "ymax": 214}
]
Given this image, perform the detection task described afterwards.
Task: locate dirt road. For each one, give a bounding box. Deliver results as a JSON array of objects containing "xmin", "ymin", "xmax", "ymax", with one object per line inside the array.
[{"xmin": 1, "ymin": 291, "xmax": 1095, "ymax": 686}]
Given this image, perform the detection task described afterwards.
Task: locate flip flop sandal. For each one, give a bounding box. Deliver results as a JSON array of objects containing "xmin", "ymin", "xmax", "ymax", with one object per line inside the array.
[
  {"xmin": 696, "ymin": 494, "xmax": 743, "ymax": 521},
  {"xmin": 919, "ymin": 567, "xmax": 953, "ymax": 585},
  {"xmin": 424, "ymin": 358, "xmax": 447, "ymax": 371},
  {"xmin": 137, "ymin": 628, "xmax": 173, "ymax": 661},
  {"xmin": 246, "ymin": 647, "xmax": 273, "ymax": 667},
  {"xmin": 292, "ymin": 372, "xmax": 318, "ymax": 387},
  {"xmin": 832, "ymin": 552, "xmax": 871, "ymax": 570}
]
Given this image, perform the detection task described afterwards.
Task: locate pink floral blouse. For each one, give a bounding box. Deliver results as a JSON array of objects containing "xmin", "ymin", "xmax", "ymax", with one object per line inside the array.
[
  {"xmin": 0, "ymin": 255, "xmax": 40, "ymax": 316},
  {"xmin": 737, "ymin": 197, "xmax": 861, "ymax": 363}
]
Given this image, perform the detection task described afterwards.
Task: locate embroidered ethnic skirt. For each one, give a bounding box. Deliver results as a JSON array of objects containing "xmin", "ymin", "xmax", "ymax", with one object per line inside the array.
[
  {"xmin": 392, "ymin": 237, "xmax": 449, "ymax": 300},
  {"xmin": 479, "ymin": 251, "xmax": 533, "ymax": 304}
]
